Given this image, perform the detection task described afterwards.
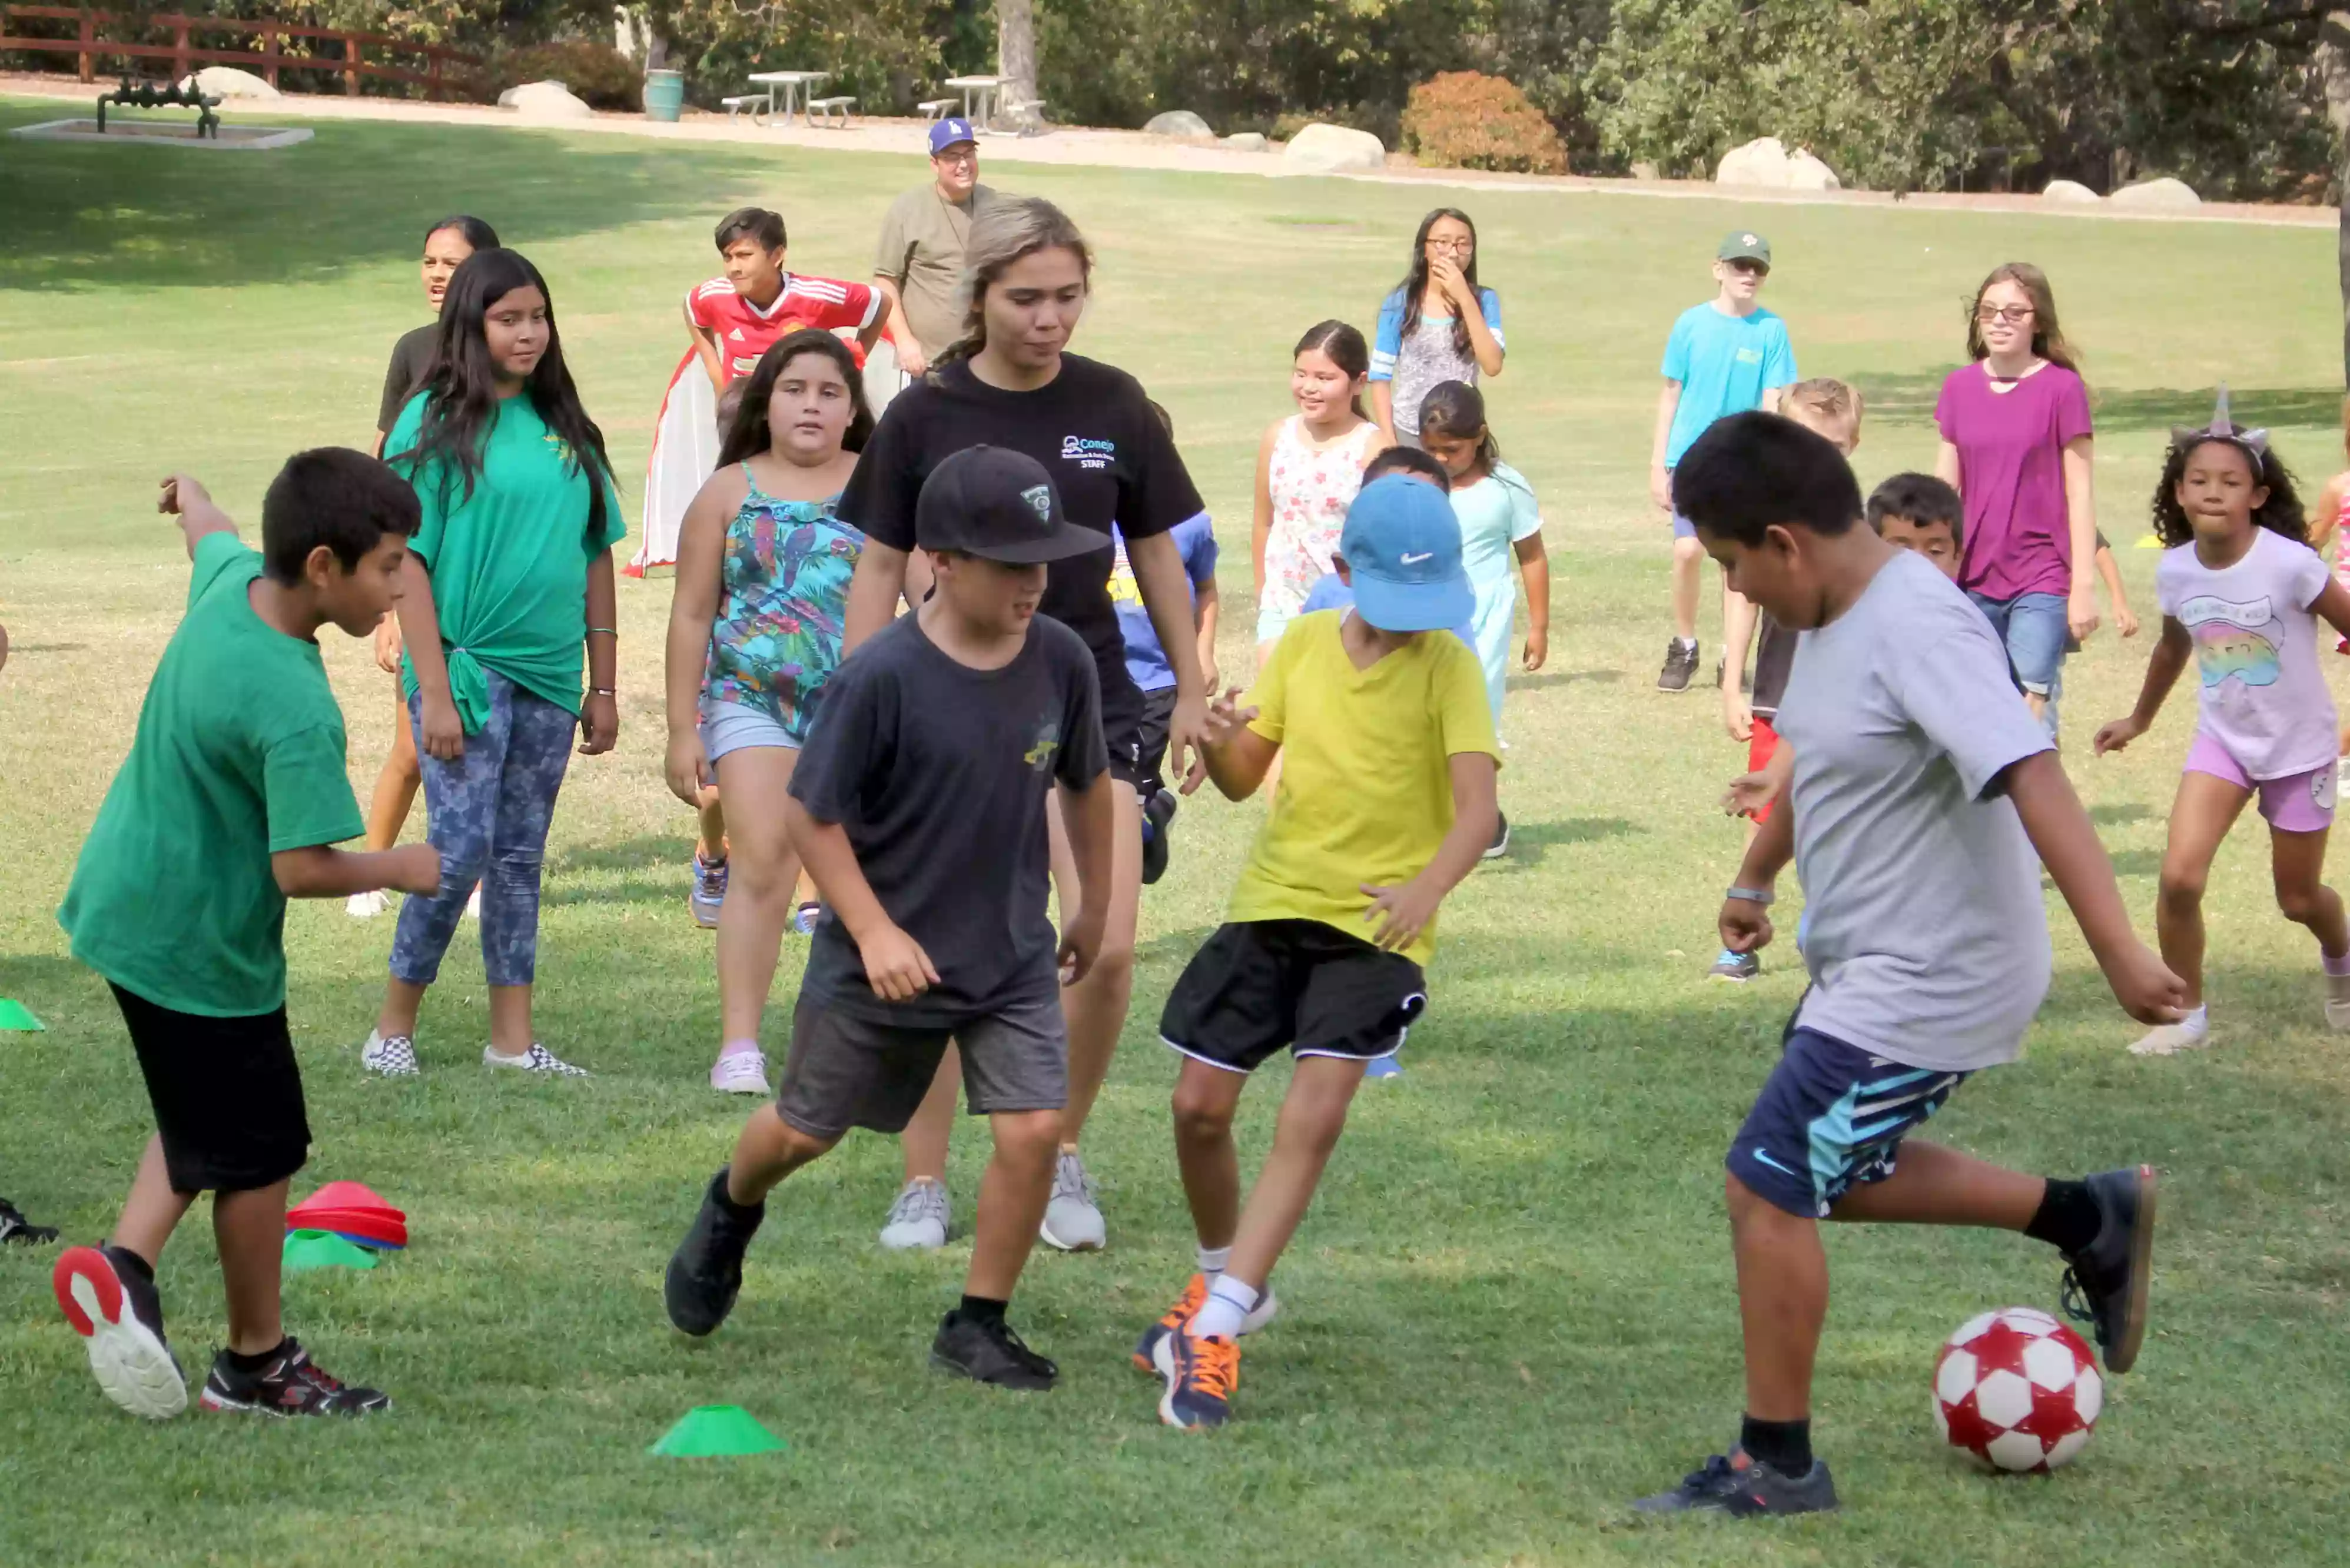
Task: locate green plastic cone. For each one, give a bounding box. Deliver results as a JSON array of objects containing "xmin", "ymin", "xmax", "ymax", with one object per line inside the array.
[
  {"xmin": 283, "ymin": 1229, "xmax": 380, "ymax": 1273},
  {"xmin": 649, "ymin": 1404, "xmax": 788, "ymax": 1458},
  {"xmin": 0, "ymin": 998, "xmax": 45, "ymax": 1031}
]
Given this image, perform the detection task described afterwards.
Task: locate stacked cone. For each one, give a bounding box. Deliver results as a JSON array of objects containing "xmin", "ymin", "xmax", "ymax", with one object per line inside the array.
[{"xmin": 286, "ymin": 1180, "xmax": 407, "ymax": 1251}]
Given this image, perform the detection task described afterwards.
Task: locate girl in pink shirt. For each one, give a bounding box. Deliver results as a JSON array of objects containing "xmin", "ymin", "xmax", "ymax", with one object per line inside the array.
[{"xmin": 2093, "ymin": 398, "xmax": 2350, "ymax": 1057}]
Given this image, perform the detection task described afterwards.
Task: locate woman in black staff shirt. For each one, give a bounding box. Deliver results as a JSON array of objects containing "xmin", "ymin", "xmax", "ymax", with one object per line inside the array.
[{"xmin": 838, "ymin": 196, "xmax": 1209, "ymax": 1255}]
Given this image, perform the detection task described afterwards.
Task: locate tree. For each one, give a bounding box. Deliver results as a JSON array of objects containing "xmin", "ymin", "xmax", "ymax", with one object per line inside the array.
[{"xmin": 998, "ymin": 0, "xmax": 1037, "ymax": 118}]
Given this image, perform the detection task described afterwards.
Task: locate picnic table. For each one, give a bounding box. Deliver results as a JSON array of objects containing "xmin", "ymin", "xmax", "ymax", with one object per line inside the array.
[
  {"xmin": 942, "ymin": 75, "xmax": 1003, "ymax": 128},
  {"xmin": 745, "ymin": 70, "xmax": 829, "ymax": 128}
]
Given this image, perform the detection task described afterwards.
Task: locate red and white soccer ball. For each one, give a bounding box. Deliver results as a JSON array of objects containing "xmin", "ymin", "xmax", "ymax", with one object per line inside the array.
[{"xmin": 1931, "ymin": 1306, "xmax": 2102, "ymax": 1473}]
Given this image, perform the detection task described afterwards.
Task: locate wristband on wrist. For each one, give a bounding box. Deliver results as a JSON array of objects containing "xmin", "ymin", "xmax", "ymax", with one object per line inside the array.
[
  {"xmin": 1727, "ymin": 884, "xmax": 1776, "ymax": 906},
  {"xmin": 586, "ymin": 627, "xmax": 618, "ymax": 637},
  {"xmin": 589, "ymin": 686, "xmax": 616, "ymax": 697}
]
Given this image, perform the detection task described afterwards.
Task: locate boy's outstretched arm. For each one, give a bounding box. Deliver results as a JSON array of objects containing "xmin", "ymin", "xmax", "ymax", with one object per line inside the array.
[
  {"xmin": 1190, "ymin": 686, "xmax": 1279, "ymax": 800},
  {"xmin": 2003, "ymin": 750, "xmax": 2186, "ymax": 1024},
  {"xmin": 1720, "ymin": 779, "xmax": 1797, "ymax": 954},
  {"xmin": 1360, "ymin": 752, "xmax": 1498, "ymax": 953},
  {"xmin": 158, "ymin": 474, "xmax": 237, "ymax": 557},
  {"xmin": 1056, "ymin": 769, "xmax": 1114, "ymax": 985},
  {"xmin": 274, "ymin": 843, "xmax": 440, "ymax": 899}
]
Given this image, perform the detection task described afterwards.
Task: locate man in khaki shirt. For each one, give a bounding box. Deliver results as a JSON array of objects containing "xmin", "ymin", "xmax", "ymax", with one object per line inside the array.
[{"xmin": 874, "ymin": 117, "xmax": 998, "ymax": 377}]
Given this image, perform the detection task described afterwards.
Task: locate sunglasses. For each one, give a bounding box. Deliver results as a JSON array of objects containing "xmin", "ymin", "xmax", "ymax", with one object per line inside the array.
[{"xmin": 1975, "ymin": 303, "xmax": 2036, "ymax": 325}]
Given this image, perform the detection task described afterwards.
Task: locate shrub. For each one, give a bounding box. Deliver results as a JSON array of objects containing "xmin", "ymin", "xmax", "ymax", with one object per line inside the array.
[
  {"xmin": 487, "ymin": 41, "xmax": 645, "ymax": 111},
  {"xmin": 1400, "ymin": 70, "xmax": 1568, "ymax": 175}
]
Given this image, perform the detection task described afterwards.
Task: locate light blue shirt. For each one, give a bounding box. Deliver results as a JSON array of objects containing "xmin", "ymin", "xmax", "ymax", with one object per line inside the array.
[
  {"xmin": 1660, "ymin": 303, "xmax": 1797, "ymax": 467},
  {"xmin": 1110, "ymin": 514, "xmax": 1217, "ymax": 693}
]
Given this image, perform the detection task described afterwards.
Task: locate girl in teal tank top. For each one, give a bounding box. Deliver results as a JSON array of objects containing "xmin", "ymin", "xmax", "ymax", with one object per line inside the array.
[{"xmin": 665, "ymin": 330, "xmax": 874, "ymax": 1094}]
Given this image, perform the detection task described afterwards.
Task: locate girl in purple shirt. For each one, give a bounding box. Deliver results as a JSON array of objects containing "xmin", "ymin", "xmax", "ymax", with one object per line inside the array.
[{"xmin": 1934, "ymin": 264, "xmax": 2098, "ymax": 735}]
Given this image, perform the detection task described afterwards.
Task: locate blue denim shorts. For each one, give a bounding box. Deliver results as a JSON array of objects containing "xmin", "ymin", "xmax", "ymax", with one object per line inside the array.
[
  {"xmin": 1727, "ymin": 1024, "xmax": 1968, "ymax": 1218},
  {"xmin": 701, "ymin": 698, "xmax": 799, "ymax": 763},
  {"xmin": 1969, "ymin": 590, "xmax": 2069, "ymax": 735}
]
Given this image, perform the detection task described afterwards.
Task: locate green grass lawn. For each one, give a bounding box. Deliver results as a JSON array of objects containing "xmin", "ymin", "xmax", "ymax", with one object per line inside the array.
[{"xmin": 5, "ymin": 100, "xmax": 2350, "ymax": 1567}]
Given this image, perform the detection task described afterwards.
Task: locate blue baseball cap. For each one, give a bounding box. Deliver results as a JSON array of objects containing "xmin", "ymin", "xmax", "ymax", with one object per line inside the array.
[
  {"xmin": 929, "ymin": 118, "xmax": 978, "ymax": 155},
  {"xmin": 1337, "ymin": 476, "xmax": 1472, "ymax": 633}
]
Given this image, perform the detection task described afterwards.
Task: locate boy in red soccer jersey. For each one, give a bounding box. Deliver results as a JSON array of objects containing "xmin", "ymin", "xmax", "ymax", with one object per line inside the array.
[{"xmin": 685, "ymin": 207, "xmax": 885, "ymax": 390}]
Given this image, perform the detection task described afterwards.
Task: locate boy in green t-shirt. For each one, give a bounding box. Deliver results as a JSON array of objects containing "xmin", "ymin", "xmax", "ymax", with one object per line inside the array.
[
  {"xmin": 52, "ymin": 453, "xmax": 441, "ymax": 1421},
  {"xmin": 1140, "ymin": 476, "xmax": 1501, "ymax": 1429}
]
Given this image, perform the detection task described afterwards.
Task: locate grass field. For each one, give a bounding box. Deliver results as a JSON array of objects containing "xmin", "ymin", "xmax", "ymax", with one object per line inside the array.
[{"xmin": 5, "ymin": 99, "xmax": 2350, "ymax": 1567}]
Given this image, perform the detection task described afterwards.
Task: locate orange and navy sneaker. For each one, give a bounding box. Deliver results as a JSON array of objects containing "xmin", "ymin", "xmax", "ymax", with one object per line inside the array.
[
  {"xmin": 1153, "ymin": 1329, "xmax": 1239, "ymax": 1430},
  {"xmin": 1131, "ymin": 1274, "xmax": 1283, "ymax": 1373}
]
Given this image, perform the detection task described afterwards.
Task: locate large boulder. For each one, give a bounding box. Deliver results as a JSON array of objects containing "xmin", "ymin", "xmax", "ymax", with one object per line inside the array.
[
  {"xmin": 1222, "ymin": 131, "xmax": 1267, "ymax": 152},
  {"xmin": 1282, "ymin": 122, "xmax": 1386, "ymax": 174},
  {"xmin": 1715, "ymin": 137, "xmax": 1843, "ymax": 191},
  {"xmin": 1784, "ymin": 148, "xmax": 1841, "ymax": 191},
  {"xmin": 2041, "ymin": 179, "xmax": 2100, "ymax": 204},
  {"xmin": 2109, "ymin": 176, "xmax": 2200, "ymax": 210},
  {"xmin": 178, "ymin": 65, "xmax": 280, "ymax": 100},
  {"xmin": 499, "ymin": 80, "xmax": 594, "ymax": 120},
  {"xmin": 1144, "ymin": 109, "xmax": 1213, "ymax": 139}
]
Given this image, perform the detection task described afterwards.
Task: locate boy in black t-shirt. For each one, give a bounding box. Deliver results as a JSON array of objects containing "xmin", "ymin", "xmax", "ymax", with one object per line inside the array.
[
  {"xmin": 1713, "ymin": 379, "xmax": 1861, "ymax": 982},
  {"xmin": 665, "ymin": 446, "xmax": 1116, "ymax": 1390}
]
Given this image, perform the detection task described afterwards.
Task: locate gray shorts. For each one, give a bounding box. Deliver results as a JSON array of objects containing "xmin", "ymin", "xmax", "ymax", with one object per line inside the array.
[{"xmin": 774, "ymin": 989, "xmax": 1068, "ymax": 1141}]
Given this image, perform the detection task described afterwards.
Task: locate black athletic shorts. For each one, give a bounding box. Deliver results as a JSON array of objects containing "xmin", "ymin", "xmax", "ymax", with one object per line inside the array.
[
  {"xmin": 775, "ymin": 989, "xmax": 1068, "ymax": 1141},
  {"xmin": 1100, "ymin": 670, "xmax": 1148, "ymax": 790},
  {"xmin": 110, "ymin": 982, "xmax": 310, "ymax": 1195},
  {"xmin": 1159, "ymin": 919, "xmax": 1428, "ymax": 1074},
  {"xmin": 1133, "ymin": 685, "xmax": 1179, "ymax": 796}
]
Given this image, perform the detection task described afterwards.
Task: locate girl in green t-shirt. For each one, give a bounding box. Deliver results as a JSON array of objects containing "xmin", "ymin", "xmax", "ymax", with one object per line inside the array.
[
  {"xmin": 664, "ymin": 329, "xmax": 871, "ymax": 1097},
  {"xmin": 359, "ymin": 248, "xmax": 627, "ymax": 1080}
]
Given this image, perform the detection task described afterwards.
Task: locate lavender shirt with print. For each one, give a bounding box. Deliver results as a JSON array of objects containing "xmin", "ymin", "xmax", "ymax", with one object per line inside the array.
[{"xmin": 2156, "ymin": 527, "xmax": 2338, "ymax": 780}]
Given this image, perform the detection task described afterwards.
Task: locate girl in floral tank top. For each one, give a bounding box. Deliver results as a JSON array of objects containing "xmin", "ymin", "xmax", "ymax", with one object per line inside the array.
[
  {"xmin": 665, "ymin": 330, "xmax": 871, "ymax": 1095},
  {"xmin": 1251, "ymin": 320, "xmax": 1385, "ymax": 656}
]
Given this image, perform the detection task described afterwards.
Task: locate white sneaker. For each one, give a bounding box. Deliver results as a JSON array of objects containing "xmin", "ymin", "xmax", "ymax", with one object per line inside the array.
[
  {"xmin": 2129, "ymin": 1021, "xmax": 2210, "ymax": 1057},
  {"xmin": 878, "ymin": 1178, "xmax": 951, "ymax": 1251},
  {"xmin": 463, "ymin": 885, "xmax": 482, "ymax": 920},
  {"xmin": 346, "ymin": 889, "xmax": 390, "ymax": 919},
  {"xmin": 709, "ymin": 1048, "xmax": 771, "ymax": 1095},
  {"xmin": 2326, "ymin": 972, "xmax": 2350, "ymax": 1031},
  {"xmin": 690, "ymin": 854, "xmax": 728, "ymax": 929},
  {"xmin": 359, "ymin": 1030, "xmax": 420, "ymax": 1077},
  {"xmin": 1038, "ymin": 1149, "xmax": 1105, "ymax": 1252},
  {"xmin": 483, "ymin": 1042, "xmax": 588, "ymax": 1077}
]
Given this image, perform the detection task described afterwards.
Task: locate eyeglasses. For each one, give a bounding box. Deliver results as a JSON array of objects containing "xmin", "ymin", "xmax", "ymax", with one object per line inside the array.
[
  {"xmin": 1976, "ymin": 304, "xmax": 2036, "ymax": 325},
  {"xmin": 1423, "ymin": 237, "xmax": 1473, "ymax": 254},
  {"xmin": 1725, "ymin": 260, "xmax": 1768, "ymax": 277},
  {"xmin": 934, "ymin": 149, "xmax": 978, "ymax": 167}
]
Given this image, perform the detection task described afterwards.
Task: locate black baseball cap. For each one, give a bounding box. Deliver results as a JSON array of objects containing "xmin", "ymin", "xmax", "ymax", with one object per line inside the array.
[{"xmin": 915, "ymin": 446, "xmax": 1110, "ymax": 563}]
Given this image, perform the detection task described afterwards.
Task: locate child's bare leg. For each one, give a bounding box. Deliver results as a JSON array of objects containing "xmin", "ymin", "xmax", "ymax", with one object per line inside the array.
[
  {"xmin": 713, "ymin": 749, "xmax": 799, "ymax": 1052},
  {"xmin": 2156, "ymin": 772, "xmax": 2252, "ymax": 1008},
  {"xmin": 1223, "ymin": 1055, "xmax": 1365, "ymax": 1287},
  {"xmin": 725, "ymin": 1104, "xmax": 840, "ymax": 1206},
  {"xmin": 361, "ymin": 695, "xmax": 421, "ymax": 852},
  {"xmin": 1824, "ymin": 1141, "xmax": 2043, "ymax": 1228},
  {"xmin": 696, "ymin": 784, "xmax": 727, "ymax": 865},
  {"xmin": 2269, "ymin": 822, "xmax": 2350, "ymax": 956},
  {"xmin": 111, "ymin": 1137, "xmax": 195, "ymax": 1265},
  {"xmin": 214, "ymin": 1180, "xmax": 289, "ymax": 1355},
  {"xmin": 1169, "ymin": 1058, "xmax": 1250, "ymax": 1250},
  {"xmin": 1670, "ymin": 536, "xmax": 1704, "ymax": 642},
  {"xmin": 965, "ymin": 1108, "xmax": 1060, "ymax": 1300},
  {"xmin": 899, "ymin": 1047, "xmax": 962, "ymax": 1183},
  {"xmin": 1727, "ymin": 1172, "xmax": 1827, "ymax": 1420},
  {"xmin": 1054, "ymin": 781, "xmax": 1142, "ymax": 1144}
]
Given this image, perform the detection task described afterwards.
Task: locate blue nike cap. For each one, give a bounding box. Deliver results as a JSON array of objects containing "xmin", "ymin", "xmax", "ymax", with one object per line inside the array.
[
  {"xmin": 930, "ymin": 118, "xmax": 978, "ymax": 155},
  {"xmin": 1338, "ymin": 476, "xmax": 1472, "ymax": 634}
]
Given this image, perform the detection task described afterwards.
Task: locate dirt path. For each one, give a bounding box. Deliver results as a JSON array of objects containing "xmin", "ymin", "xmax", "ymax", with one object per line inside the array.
[{"xmin": 4, "ymin": 71, "xmax": 2333, "ymax": 230}]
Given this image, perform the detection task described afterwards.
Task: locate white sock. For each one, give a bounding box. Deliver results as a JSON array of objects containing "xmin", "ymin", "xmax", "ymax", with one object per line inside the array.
[
  {"xmin": 2178, "ymin": 1004, "xmax": 2209, "ymax": 1037},
  {"xmin": 720, "ymin": 1038, "xmax": 761, "ymax": 1058},
  {"xmin": 1196, "ymin": 1244, "xmax": 1231, "ymax": 1278},
  {"xmin": 1188, "ymin": 1273, "xmax": 1260, "ymax": 1340}
]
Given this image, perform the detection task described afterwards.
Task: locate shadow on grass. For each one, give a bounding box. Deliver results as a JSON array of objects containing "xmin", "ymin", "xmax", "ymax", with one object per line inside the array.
[
  {"xmin": 2110, "ymin": 847, "xmax": 2163, "ymax": 878},
  {"xmin": 2090, "ymin": 802, "xmax": 2152, "ymax": 827},
  {"xmin": 1511, "ymin": 668, "xmax": 1622, "ymax": 690},
  {"xmin": 553, "ymin": 833, "xmax": 692, "ymax": 877},
  {"xmin": 0, "ymin": 105, "xmax": 793, "ymax": 293},
  {"xmin": 1491, "ymin": 817, "xmax": 1641, "ymax": 868}
]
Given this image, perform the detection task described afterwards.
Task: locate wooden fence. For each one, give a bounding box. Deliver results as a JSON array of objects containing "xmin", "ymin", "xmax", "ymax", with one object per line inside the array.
[{"xmin": 0, "ymin": 6, "xmax": 482, "ymax": 98}]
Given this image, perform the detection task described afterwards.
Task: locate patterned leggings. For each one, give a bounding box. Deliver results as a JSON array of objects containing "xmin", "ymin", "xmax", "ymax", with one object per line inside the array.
[{"xmin": 389, "ymin": 670, "xmax": 576, "ymax": 989}]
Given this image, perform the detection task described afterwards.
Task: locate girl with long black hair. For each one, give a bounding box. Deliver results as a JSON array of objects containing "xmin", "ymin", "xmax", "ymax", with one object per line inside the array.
[
  {"xmin": 358, "ymin": 248, "xmax": 626, "ymax": 1079},
  {"xmin": 665, "ymin": 329, "xmax": 873, "ymax": 1096},
  {"xmin": 1368, "ymin": 208, "xmax": 1505, "ymax": 447}
]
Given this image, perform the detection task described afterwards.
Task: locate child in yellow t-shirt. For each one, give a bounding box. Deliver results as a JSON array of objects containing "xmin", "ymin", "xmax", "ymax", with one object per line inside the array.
[{"xmin": 1138, "ymin": 475, "xmax": 1500, "ymax": 1430}]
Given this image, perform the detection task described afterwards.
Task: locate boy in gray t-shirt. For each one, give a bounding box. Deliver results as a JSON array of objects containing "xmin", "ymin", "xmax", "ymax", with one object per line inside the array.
[{"xmin": 1635, "ymin": 413, "xmax": 2188, "ymax": 1519}]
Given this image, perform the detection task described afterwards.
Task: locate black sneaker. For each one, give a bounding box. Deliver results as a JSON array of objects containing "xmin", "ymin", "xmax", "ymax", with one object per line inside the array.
[
  {"xmin": 1657, "ymin": 638, "xmax": 1700, "ymax": 692},
  {"xmin": 52, "ymin": 1243, "xmax": 186, "ymax": 1419},
  {"xmin": 1481, "ymin": 811, "xmax": 1511, "ymax": 861},
  {"xmin": 1708, "ymin": 948, "xmax": 1760, "ymax": 982},
  {"xmin": 1634, "ymin": 1448, "xmax": 1838, "ymax": 1516},
  {"xmin": 930, "ymin": 1310, "xmax": 1058, "ymax": 1391},
  {"xmin": 1140, "ymin": 788, "xmax": 1179, "ymax": 886},
  {"xmin": 200, "ymin": 1339, "xmax": 388, "ymax": 1417},
  {"xmin": 2059, "ymin": 1164, "xmax": 2156, "ymax": 1373},
  {"xmin": 665, "ymin": 1167, "xmax": 765, "ymax": 1337},
  {"xmin": 0, "ymin": 1196, "xmax": 58, "ymax": 1245}
]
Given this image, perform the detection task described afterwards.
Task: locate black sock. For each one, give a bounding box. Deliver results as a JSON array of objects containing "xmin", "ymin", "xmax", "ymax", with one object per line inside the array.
[
  {"xmin": 1740, "ymin": 1414, "xmax": 1812, "ymax": 1475},
  {"xmin": 711, "ymin": 1167, "xmax": 763, "ymax": 1220},
  {"xmin": 956, "ymin": 1294, "xmax": 1008, "ymax": 1327},
  {"xmin": 105, "ymin": 1245, "xmax": 155, "ymax": 1285},
  {"xmin": 2024, "ymin": 1178, "xmax": 2099, "ymax": 1254},
  {"xmin": 225, "ymin": 1337, "xmax": 290, "ymax": 1375}
]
